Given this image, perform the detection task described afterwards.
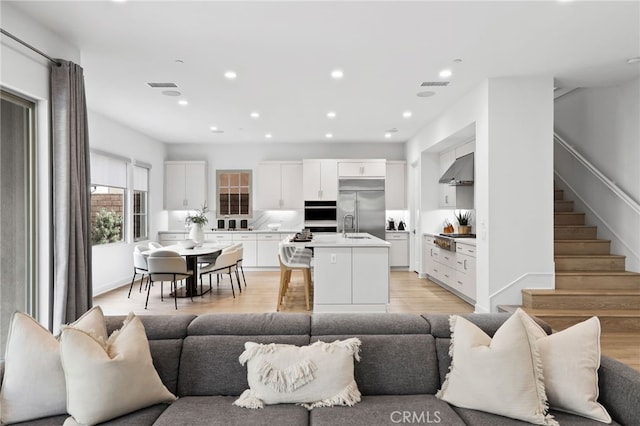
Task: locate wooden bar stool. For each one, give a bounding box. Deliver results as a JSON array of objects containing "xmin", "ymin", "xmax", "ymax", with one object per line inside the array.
[{"xmin": 277, "ymin": 243, "xmax": 312, "ymax": 311}]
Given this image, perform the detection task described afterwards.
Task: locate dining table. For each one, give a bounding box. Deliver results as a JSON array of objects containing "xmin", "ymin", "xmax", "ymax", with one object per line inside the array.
[{"xmin": 144, "ymin": 243, "xmax": 230, "ymax": 298}]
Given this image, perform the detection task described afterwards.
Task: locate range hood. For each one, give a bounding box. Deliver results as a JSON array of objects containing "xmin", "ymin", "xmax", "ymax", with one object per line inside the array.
[{"xmin": 438, "ymin": 152, "xmax": 474, "ymax": 186}]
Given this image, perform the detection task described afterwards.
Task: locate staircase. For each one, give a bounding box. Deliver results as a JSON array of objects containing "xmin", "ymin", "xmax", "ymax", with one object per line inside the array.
[{"xmin": 504, "ymin": 188, "xmax": 640, "ymax": 332}]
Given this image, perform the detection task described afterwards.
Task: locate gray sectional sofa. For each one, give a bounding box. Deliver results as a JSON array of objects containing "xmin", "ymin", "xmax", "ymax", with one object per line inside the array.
[{"xmin": 3, "ymin": 312, "xmax": 639, "ymax": 425}]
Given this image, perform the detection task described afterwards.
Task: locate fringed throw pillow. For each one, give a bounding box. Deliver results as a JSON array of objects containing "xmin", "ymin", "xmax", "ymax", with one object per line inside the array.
[
  {"xmin": 436, "ymin": 309, "xmax": 558, "ymax": 426},
  {"xmin": 234, "ymin": 338, "xmax": 362, "ymax": 409}
]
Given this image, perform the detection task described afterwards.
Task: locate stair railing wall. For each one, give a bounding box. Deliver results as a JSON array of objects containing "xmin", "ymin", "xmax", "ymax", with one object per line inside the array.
[{"xmin": 554, "ymin": 132, "xmax": 640, "ymax": 272}]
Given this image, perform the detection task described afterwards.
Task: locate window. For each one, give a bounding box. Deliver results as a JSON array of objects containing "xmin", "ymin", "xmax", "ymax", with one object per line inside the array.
[
  {"xmin": 217, "ymin": 170, "xmax": 252, "ymax": 217},
  {"xmin": 132, "ymin": 165, "xmax": 149, "ymax": 242},
  {"xmin": 90, "ymin": 151, "xmax": 127, "ymax": 245},
  {"xmin": 1, "ymin": 90, "xmax": 36, "ymax": 357}
]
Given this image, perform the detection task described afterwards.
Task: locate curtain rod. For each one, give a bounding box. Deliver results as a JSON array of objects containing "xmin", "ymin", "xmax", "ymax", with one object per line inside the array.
[{"xmin": 1, "ymin": 27, "xmax": 62, "ymax": 66}]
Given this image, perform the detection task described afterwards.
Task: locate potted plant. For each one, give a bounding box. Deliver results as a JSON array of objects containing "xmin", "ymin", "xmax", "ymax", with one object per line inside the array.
[
  {"xmin": 185, "ymin": 203, "xmax": 209, "ymax": 243},
  {"xmin": 454, "ymin": 210, "xmax": 472, "ymax": 234}
]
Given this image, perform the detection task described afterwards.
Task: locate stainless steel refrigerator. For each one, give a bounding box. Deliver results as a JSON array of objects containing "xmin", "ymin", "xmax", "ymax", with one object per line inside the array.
[{"xmin": 338, "ymin": 179, "xmax": 386, "ymax": 240}]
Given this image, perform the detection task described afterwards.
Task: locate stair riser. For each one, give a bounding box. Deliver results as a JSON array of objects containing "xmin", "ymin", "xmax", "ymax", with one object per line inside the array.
[
  {"xmin": 535, "ymin": 316, "xmax": 640, "ymax": 333},
  {"xmin": 554, "ymin": 241, "xmax": 611, "ymax": 255},
  {"xmin": 554, "ymin": 201, "xmax": 574, "ymax": 212},
  {"xmin": 556, "ymin": 275, "xmax": 640, "ymax": 290},
  {"xmin": 554, "ymin": 190, "xmax": 564, "ymax": 200},
  {"xmin": 554, "ymin": 213, "xmax": 586, "ymax": 225},
  {"xmin": 523, "ymin": 294, "xmax": 640, "ymax": 310},
  {"xmin": 554, "ymin": 227, "xmax": 597, "ymax": 239},
  {"xmin": 555, "ymin": 258, "xmax": 626, "ymax": 271}
]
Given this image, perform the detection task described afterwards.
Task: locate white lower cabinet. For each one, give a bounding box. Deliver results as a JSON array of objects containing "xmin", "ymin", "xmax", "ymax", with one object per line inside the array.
[
  {"xmin": 423, "ymin": 234, "xmax": 476, "ymax": 303},
  {"xmin": 158, "ymin": 233, "xmax": 186, "ymax": 245},
  {"xmin": 313, "ymin": 246, "xmax": 389, "ymax": 311},
  {"xmin": 232, "ymin": 233, "xmax": 257, "ymax": 267},
  {"xmin": 256, "ymin": 233, "xmax": 284, "ymax": 267},
  {"xmin": 386, "ymin": 232, "xmax": 409, "ymax": 268}
]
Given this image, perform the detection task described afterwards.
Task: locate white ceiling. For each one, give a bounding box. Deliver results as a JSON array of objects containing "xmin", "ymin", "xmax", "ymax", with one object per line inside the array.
[{"xmin": 6, "ymin": 1, "xmax": 640, "ymax": 145}]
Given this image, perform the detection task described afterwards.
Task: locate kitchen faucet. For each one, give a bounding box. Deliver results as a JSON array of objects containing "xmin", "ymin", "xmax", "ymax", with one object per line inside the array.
[{"xmin": 343, "ymin": 214, "xmax": 354, "ymax": 237}]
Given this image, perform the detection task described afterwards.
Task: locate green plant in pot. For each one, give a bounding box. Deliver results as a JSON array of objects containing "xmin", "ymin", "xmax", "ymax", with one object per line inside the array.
[
  {"xmin": 185, "ymin": 203, "xmax": 209, "ymax": 243},
  {"xmin": 454, "ymin": 210, "xmax": 472, "ymax": 234}
]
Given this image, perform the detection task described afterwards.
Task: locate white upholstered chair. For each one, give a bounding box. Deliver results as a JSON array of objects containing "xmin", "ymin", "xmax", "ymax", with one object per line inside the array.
[
  {"xmin": 127, "ymin": 244, "xmax": 149, "ymax": 298},
  {"xmin": 146, "ymin": 249, "xmax": 193, "ymax": 309}
]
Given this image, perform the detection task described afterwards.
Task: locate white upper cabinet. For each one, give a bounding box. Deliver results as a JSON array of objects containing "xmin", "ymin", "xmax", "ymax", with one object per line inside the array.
[
  {"xmin": 256, "ymin": 161, "xmax": 303, "ymax": 209},
  {"xmin": 385, "ymin": 161, "xmax": 406, "ymax": 209},
  {"xmin": 338, "ymin": 160, "xmax": 386, "ymax": 178},
  {"xmin": 164, "ymin": 161, "xmax": 207, "ymax": 210},
  {"xmin": 303, "ymin": 159, "xmax": 338, "ymax": 200}
]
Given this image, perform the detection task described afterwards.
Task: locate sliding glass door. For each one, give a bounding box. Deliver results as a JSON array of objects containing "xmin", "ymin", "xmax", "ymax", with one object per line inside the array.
[{"xmin": 0, "ymin": 89, "xmax": 37, "ymax": 357}]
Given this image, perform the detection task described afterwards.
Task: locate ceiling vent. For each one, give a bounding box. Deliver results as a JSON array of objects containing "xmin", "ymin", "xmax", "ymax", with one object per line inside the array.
[
  {"xmin": 421, "ymin": 81, "xmax": 450, "ymax": 87},
  {"xmin": 147, "ymin": 82, "xmax": 178, "ymax": 88}
]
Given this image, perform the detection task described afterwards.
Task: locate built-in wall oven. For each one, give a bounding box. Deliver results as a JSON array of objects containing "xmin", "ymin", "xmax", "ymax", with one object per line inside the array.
[{"xmin": 304, "ymin": 200, "xmax": 337, "ymax": 233}]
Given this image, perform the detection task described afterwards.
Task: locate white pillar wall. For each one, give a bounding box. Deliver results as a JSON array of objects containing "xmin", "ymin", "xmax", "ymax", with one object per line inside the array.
[
  {"xmin": 406, "ymin": 76, "xmax": 555, "ymax": 313},
  {"xmin": 475, "ymin": 76, "xmax": 555, "ymax": 312}
]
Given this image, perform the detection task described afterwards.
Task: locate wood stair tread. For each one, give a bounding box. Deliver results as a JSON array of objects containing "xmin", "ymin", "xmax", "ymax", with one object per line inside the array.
[
  {"xmin": 555, "ymin": 271, "xmax": 640, "ymax": 276},
  {"xmin": 499, "ymin": 305, "xmax": 640, "ymax": 317},
  {"xmin": 522, "ymin": 289, "xmax": 640, "ymax": 296},
  {"xmin": 554, "ymin": 254, "xmax": 626, "ymax": 259},
  {"xmin": 554, "ymin": 239, "xmax": 611, "ymax": 243}
]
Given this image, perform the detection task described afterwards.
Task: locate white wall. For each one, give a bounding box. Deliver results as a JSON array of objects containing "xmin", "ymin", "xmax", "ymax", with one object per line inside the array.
[
  {"xmin": 88, "ymin": 111, "xmax": 167, "ymax": 294},
  {"xmin": 1, "ymin": 3, "xmax": 81, "ymax": 326},
  {"xmin": 406, "ymin": 77, "xmax": 555, "ymax": 313},
  {"xmin": 554, "ymin": 78, "xmax": 640, "ymax": 272}
]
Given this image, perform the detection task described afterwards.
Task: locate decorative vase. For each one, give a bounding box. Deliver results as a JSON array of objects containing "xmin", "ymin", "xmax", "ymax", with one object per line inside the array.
[
  {"xmin": 458, "ymin": 225, "xmax": 471, "ymax": 234},
  {"xmin": 189, "ymin": 223, "xmax": 205, "ymax": 244}
]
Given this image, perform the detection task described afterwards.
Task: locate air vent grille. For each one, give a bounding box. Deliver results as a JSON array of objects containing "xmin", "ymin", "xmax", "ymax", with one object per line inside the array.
[
  {"xmin": 421, "ymin": 81, "xmax": 450, "ymax": 87},
  {"xmin": 147, "ymin": 82, "xmax": 178, "ymax": 88}
]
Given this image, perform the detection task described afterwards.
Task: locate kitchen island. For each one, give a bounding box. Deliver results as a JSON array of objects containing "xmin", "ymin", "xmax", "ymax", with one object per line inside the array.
[{"xmin": 306, "ymin": 233, "xmax": 390, "ymax": 313}]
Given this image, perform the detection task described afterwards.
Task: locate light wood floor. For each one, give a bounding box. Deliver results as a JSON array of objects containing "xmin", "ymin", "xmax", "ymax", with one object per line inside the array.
[{"xmin": 94, "ymin": 270, "xmax": 640, "ymax": 371}]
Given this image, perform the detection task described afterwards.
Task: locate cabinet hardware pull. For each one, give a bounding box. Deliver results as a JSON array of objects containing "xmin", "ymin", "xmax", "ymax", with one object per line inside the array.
[
  {"xmin": 464, "ymin": 259, "xmax": 467, "ymax": 269},
  {"xmin": 457, "ymin": 280, "xmax": 463, "ymax": 285}
]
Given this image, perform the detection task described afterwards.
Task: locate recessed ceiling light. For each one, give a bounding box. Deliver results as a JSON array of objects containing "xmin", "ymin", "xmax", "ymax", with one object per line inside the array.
[
  {"xmin": 439, "ymin": 69, "xmax": 452, "ymax": 78},
  {"xmin": 325, "ymin": 133, "xmax": 333, "ymax": 139},
  {"xmin": 250, "ymin": 112, "xmax": 260, "ymax": 118},
  {"xmin": 224, "ymin": 70, "xmax": 237, "ymax": 80},
  {"xmin": 178, "ymin": 100, "xmax": 188, "ymax": 106},
  {"xmin": 161, "ymin": 90, "xmax": 181, "ymax": 96},
  {"xmin": 453, "ymin": 58, "xmax": 463, "ymax": 63},
  {"xmin": 327, "ymin": 111, "xmax": 336, "ymax": 119},
  {"xmin": 265, "ymin": 133, "xmax": 272, "ymax": 139},
  {"xmin": 384, "ymin": 133, "xmax": 392, "ymax": 139},
  {"xmin": 416, "ymin": 91, "xmax": 436, "ymax": 98},
  {"xmin": 175, "ymin": 59, "xmax": 184, "ymax": 64},
  {"xmin": 210, "ymin": 126, "xmax": 218, "ymax": 131},
  {"xmin": 402, "ymin": 111, "xmax": 412, "ymax": 118},
  {"xmin": 627, "ymin": 57, "xmax": 640, "ymax": 64},
  {"xmin": 331, "ymin": 69, "xmax": 344, "ymax": 79}
]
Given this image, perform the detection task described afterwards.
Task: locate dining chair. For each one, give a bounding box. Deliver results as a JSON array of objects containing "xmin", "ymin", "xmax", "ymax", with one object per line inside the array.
[
  {"xmin": 277, "ymin": 243, "xmax": 312, "ymax": 311},
  {"xmin": 235, "ymin": 244, "xmax": 247, "ymax": 288},
  {"xmin": 148, "ymin": 241, "xmax": 163, "ymax": 249},
  {"xmin": 127, "ymin": 244, "xmax": 149, "ymax": 298},
  {"xmin": 199, "ymin": 249, "xmax": 239, "ymax": 298},
  {"xmin": 146, "ymin": 249, "xmax": 193, "ymax": 309}
]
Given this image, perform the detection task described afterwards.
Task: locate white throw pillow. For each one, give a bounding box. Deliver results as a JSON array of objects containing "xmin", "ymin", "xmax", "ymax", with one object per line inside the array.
[
  {"xmin": 234, "ymin": 338, "xmax": 361, "ymax": 409},
  {"xmin": 522, "ymin": 314, "xmax": 611, "ymax": 423},
  {"xmin": 436, "ymin": 310, "xmax": 558, "ymax": 426},
  {"xmin": 0, "ymin": 307, "xmax": 107, "ymax": 424},
  {"xmin": 60, "ymin": 313, "xmax": 176, "ymax": 425}
]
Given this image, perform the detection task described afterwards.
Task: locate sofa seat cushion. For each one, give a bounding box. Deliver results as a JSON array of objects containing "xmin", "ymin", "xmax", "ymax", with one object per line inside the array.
[
  {"xmin": 151, "ymin": 396, "xmax": 308, "ymax": 426},
  {"xmin": 309, "ymin": 395, "xmax": 465, "ymax": 426},
  {"xmin": 452, "ymin": 407, "xmax": 622, "ymax": 426},
  {"xmin": 9, "ymin": 414, "xmax": 68, "ymax": 425},
  {"xmin": 61, "ymin": 404, "xmax": 169, "ymax": 426}
]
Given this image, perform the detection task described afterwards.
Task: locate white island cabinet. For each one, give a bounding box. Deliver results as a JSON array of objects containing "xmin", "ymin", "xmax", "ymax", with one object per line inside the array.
[{"xmin": 308, "ymin": 233, "xmax": 390, "ymax": 313}]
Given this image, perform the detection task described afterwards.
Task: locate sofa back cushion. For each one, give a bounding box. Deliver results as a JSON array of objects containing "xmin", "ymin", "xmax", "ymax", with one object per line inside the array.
[
  {"xmin": 311, "ymin": 313, "xmax": 438, "ymax": 395},
  {"xmin": 177, "ymin": 313, "xmax": 311, "ymax": 396}
]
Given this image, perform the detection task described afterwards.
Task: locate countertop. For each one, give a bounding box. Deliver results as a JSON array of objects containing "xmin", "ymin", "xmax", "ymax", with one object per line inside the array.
[
  {"xmin": 304, "ymin": 233, "xmax": 390, "ymax": 248},
  {"xmin": 159, "ymin": 229, "xmax": 299, "ymax": 234},
  {"xmin": 424, "ymin": 232, "xmax": 476, "ymax": 246}
]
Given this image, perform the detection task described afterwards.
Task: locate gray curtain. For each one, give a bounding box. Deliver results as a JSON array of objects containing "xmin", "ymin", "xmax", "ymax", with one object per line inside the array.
[{"xmin": 50, "ymin": 59, "xmax": 92, "ymax": 334}]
